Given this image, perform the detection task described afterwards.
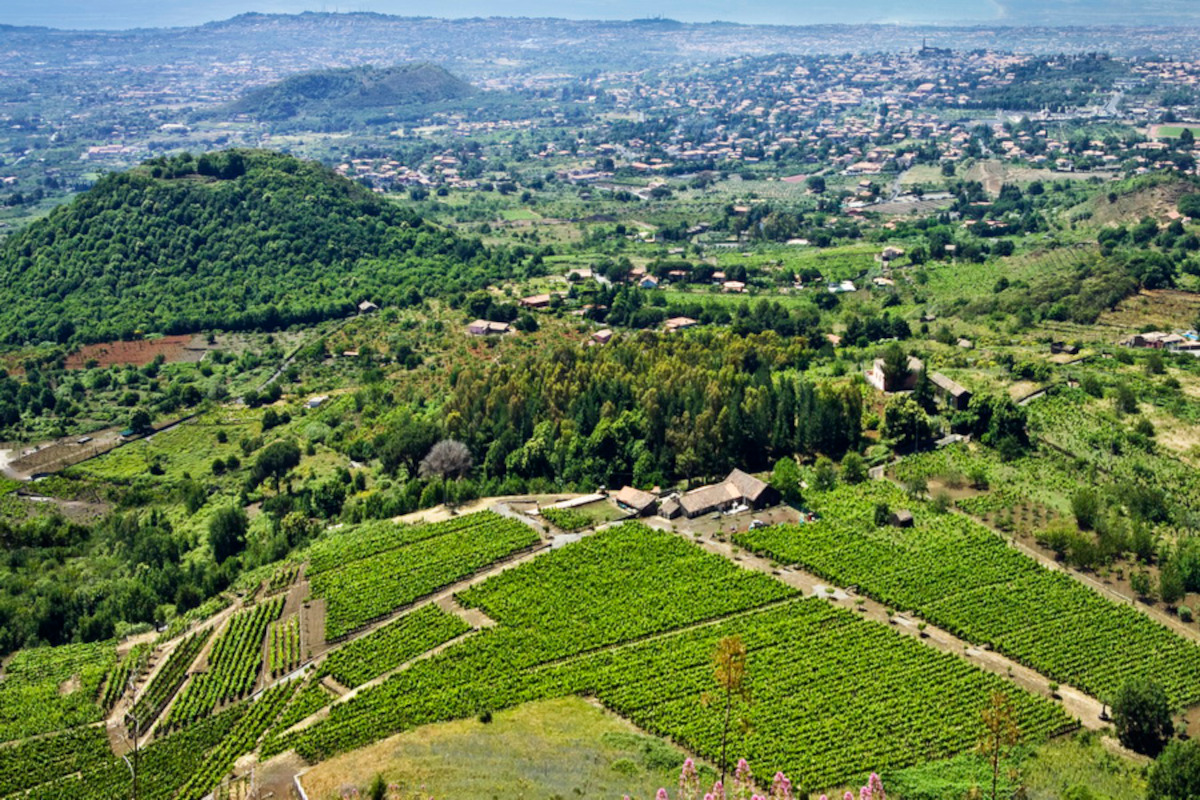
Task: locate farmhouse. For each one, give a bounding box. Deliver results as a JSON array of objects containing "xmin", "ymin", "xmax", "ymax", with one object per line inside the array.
[
  {"xmin": 662, "ymin": 469, "xmax": 780, "ymax": 519},
  {"xmin": 614, "ymin": 485, "xmax": 658, "ymax": 516},
  {"xmin": 929, "ymin": 372, "xmax": 972, "ymax": 411},
  {"xmin": 357, "ymin": 300, "xmax": 379, "ymax": 314},
  {"xmin": 890, "ymin": 509, "xmax": 914, "ymax": 527},
  {"xmin": 520, "ymin": 294, "xmax": 552, "ymax": 310},
  {"xmin": 468, "ymin": 320, "xmax": 512, "ymax": 336},
  {"xmin": 592, "ymin": 329, "xmax": 613, "ymax": 344}
]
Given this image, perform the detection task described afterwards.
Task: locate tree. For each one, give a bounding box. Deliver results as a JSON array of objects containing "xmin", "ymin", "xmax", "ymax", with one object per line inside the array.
[
  {"xmin": 805, "ymin": 175, "xmax": 826, "ymax": 194},
  {"xmin": 882, "ymin": 395, "xmax": 931, "ymax": 453},
  {"xmin": 129, "ymin": 409, "xmax": 152, "ymax": 434},
  {"xmin": 912, "ymin": 367, "xmax": 935, "ymax": 413},
  {"xmin": 841, "ymin": 452, "xmax": 867, "ymax": 485},
  {"xmin": 878, "ymin": 343, "xmax": 910, "ymax": 392},
  {"xmin": 1160, "ymin": 557, "xmax": 1186, "ymax": 608},
  {"xmin": 769, "ymin": 457, "xmax": 802, "ymax": 505},
  {"xmin": 250, "ymin": 440, "xmax": 301, "ymax": 491},
  {"xmin": 704, "ymin": 635, "xmax": 751, "ymax": 786},
  {"xmin": 1111, "ymin": 678, "xmax": 1174, "ymax": 756},
  {"xmin": 873, "ymin": 502, "xmax": 890, "ymax": 527},
  {"xmin": 208, "ymin": 506, "xmax": 248, "ymax": 563},
  {"xmin": 1071, "ymin": 488, "xmax": 1100, "ymax": 531},
  {"xmin": 1148, "ymin": 739, "xmax": 1200, "ymax": 800},
  {"xmin": 419, "ymin": 439, "xmax": 474, "ymax": 508},
  {"xmin": 977, "ymin": 692, "xmax": 1020, "ymax": 800},
  {"xmin": 419, "ymin": 439, "xmax": 473, "ymax": 481},
  {"xmin": 812, "ymin": 456, "xmax": 837, "ymax": 491}
]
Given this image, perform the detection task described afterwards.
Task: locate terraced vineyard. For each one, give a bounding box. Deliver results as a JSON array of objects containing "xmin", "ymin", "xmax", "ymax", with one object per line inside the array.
[
  {"xmin": 306, "ymin": 513, "xmax": 517, "ymax": 575},
  {"xmin": 0, "ymin": 640, "xmax": 115, "ymax": 742},
  {"xmin": 100, "ymin": 642, "xmax": 151, "ymax": 712},
  {"xmin": 555, "ymin": 600, "xmax": 1075, "ymax": 791},
  {"xmin": 310, "ymin": 511, "xmax": 541, "ymax": 639},
  {"xmin": 0, "ymin": 725, "xmax": 113, "ymax": 798},
  {"xmin": 267, "ymin": 616, "xmax": 303, "ymax": 679},
  {"xmin": 20, "ymin": 706, "xmax": 246, "ymax": 800},
  {"xmin": 260, "ymin": 679, "xmax": 337, "ymax": 759},
  {"xmin": 130, "ymin": 629, "xmax": 212, "ymax": 731},
  {"xmin": 288, "ymin": 524, "xmax": 1072, "ymax": 791},
  {"xmin": 736, "ymin": 483, "xmax": 1200, "ymax": 706},
  {"xmin": 319, "ymin": 604, "xmax": 471, "ymax": 689},
  {"xmin": 164, "ymin": 597, "xmax": 284, "ymax": 732}
]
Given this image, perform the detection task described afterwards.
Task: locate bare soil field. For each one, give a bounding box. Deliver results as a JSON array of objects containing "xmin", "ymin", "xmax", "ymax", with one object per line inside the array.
[{"xmin": 65, "ymin": 335, "xmax": 206, "ymax": 369}]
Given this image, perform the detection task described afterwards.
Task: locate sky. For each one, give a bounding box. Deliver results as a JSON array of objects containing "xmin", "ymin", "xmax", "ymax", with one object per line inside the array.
[{"xmin": 2, "ymin": 0, "xmax": 1197, "ymax": 30}]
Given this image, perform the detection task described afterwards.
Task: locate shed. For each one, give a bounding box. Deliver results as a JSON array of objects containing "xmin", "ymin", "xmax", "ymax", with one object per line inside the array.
[{"xmin": 890, "ymin": 510, "xmax": 914, "ymax": 527}]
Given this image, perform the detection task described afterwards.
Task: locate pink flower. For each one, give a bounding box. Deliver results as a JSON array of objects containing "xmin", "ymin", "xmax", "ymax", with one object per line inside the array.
[
  {"xmin": 868, "ymin": 774, "xmax": 886, "ymax": 800},
  {"xmin": 680, "ymin": 757, "xmax": 701, "ymax": 800},
  {"xmin": 770, "ymin": 771, "xmax": 793, "ymax": 800},
  {"xmin": 710, "ymin": 780, "xmax": 726, "ymax": 800},
  {"xmin": 658, "ymin": 790, "xmax": 671, "ymax": 800},
  {"xmin": 844, "ymin": 792, "xmax": 854, "ymax": 800}
]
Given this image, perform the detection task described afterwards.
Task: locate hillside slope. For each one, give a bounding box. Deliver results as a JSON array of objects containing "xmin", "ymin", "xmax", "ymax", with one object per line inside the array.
[
  {"xmin": 0, "ymin": 149, "xmax": 499, "ymax": 344},
  {"xmin": 227, "ymin": 63, "xmax": 477, "ymax": 121}
]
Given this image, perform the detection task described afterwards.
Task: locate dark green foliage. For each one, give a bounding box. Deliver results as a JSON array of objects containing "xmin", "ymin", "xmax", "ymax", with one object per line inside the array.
[
  {"xmin": 1148, "ymin": 739, "xmax": 1200, "ymax": 800},
  {"xmin": 250, "ymin": 440, "xmax": 301, "ymax": 489},
  {"xmin": 209, "ymin": 505, "xmax": 249, "ymax": 563},
  {"xmin": 0, "ymin": 150, "xmax": 508, "ymax": 344},
  {"xmin": 1111, "ymin": 678, "xmax": 1174, "ymax": 756},
  {"xmin": 226, "ymin": 63, "xmax": 476, "ymax": 121}
]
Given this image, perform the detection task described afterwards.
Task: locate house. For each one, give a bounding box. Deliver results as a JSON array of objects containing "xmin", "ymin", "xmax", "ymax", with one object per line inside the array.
[
  {"xmin": 306, "ymin": 395, "xmax": 330, "ymax": 409},
  {"xmin": 614, "ymin": 486, "xmax": 658, "ymax": 516},
  {"xmin": 358, "ymin": 300, "xmax": 379, "ymax": 314},
  {"xmin": 956, "ymin": 338, "xmax": 973, "ymax": 350},
  {"xmin": 468, "ymin": 320, "xmax": 512, "ymax": 336},
  {"xmin": 890, "ymin": 510, "xmax": 914, "ymax": 527},
  {"xmin": 592, "ymin": 329, "xmax": 613, "ymax": 345},
  {"xmin": 520, "ymin": 294, "xmax": 552, "ymax": 310},
  {"xmin": 865, "ymin": 356, "xmax": 924, "ymax": 393},
  {"xmin": 662, "ymin": 469, "xmax": 780, "ymax": 519},
  {"xmin": 1049, "ymin": 341, "xmax": 1079, "ymax": 355},
  {"xmin": 722, "ymin": 280, "xmax": 747, "ymax": 293},
  {"xmin": 665, "ymin": 316, "xmax": 698, "ymax": 333},
  {"xmin": 929, "ymin": 372, "xmax": 972, "ymax": 411},
  {"xmin": 639, "ymin": 275, "xmax": 660, "ymax": 290}
]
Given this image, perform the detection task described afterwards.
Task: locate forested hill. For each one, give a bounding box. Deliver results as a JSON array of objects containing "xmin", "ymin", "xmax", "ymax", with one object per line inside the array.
[
  {"xmin": 0, "ymin": 149, "xmax": 510, "ymax": 345},
  {"xmin": 226, "ymin": 63, "xmax": 477, "ymax": 121}
]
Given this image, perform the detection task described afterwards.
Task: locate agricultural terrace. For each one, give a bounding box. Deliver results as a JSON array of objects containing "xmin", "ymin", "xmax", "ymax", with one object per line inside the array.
[
  {"xmin": 736, "ymin": 482, "xmax": 1200, "ymax": 707},
  {"xmin": 318, "ymin": 604, "xmax": 471, "ymax": 689},
  {"xmin": 0, "ymin": 640, "xmax": 115, "ymax": 742},
  {"xmin": 308, "ymin": 511, "xmax": 541, "ymax": 639},
  {"xmin": 285, "ymin": 524, "xmax": 1074, "ymax": 791}
]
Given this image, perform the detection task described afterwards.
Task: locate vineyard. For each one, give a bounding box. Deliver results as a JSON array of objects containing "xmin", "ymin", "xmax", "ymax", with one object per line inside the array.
[
  {"xmin": 267, "ymin": 615, "xmax": 303, "ymax": 679},
  {"xmin": 310, "ymin": 511, "xmax": 541, "ymax": 639},
  {"xmin": 164, "ymin": 597, "xmax": 284, "ymax": 732},
  {"xmin": 130, "ymin": 629, "xmax": 212, "ymax": 731},
  {"xmin": 539, "ymin": 506, "xmax": 591, "ymax": 531},
  {"xmin": 285, "ymin": 524, "xmax": 1073, "ymax": 791},
  {"xmin": 0, "ymin": 640, "xmax": 114, "ymax": 742},
  {"xmin": 736, "ymin": 483, "xmax": 1200, "ymax": 706},
  {"xmin": 319, "ymin": 604, "xmax": 471, "ymax": 689},
  {"xmin": 101, "ymin": 642, "xmax": 151, "ymax": 712},
  {"xmin": 260, "ymin": 679, "xmax": 337, "ymax": 759},
  {"xmin": 0, "ymin": 725, "xmax": 113, "ymax": 798}
]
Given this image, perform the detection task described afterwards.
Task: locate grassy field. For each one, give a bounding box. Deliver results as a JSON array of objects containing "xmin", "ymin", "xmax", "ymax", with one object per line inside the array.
[{"xmin": 298, "ymin": 697, "xmax": 687, "ymax": 800}]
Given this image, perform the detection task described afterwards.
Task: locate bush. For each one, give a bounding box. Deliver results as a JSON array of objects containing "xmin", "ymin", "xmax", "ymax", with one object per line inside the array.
[
  {"xmin": 1179, "ymin": 605, "xmax": 1193, "ymax": 623},
  {"xmin": 1147, "ymin": 738, "xmax": 1200, "ymax": 799}
]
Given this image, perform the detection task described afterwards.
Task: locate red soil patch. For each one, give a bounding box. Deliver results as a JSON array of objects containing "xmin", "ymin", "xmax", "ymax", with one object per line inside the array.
[{"xmin": 65, "ymin": 335, "xmax": 200, "ymax": 369}]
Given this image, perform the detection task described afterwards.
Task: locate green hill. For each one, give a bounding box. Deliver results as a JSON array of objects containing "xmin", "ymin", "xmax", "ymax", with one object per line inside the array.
[
  {"xmin": 227, "ymin": 63, "xmax": 477, "ymax": 121},
  {"xmin": 0, "ymin": 149, "xmax": 504, "ymax": 344}
]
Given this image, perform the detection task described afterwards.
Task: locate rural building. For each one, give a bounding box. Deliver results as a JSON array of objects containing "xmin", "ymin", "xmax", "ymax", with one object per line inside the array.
[
  {"xmin": 592, "ymin": 329, "xmax": 613, "ymax": 344},
  {"xmin": 468, "ymin": 320, "xmax": 512, "ymax": 336},
  {"xmin": 890, "ymin": 510, "xmax": 914, "ymax": 527},
  {"xmin": 865, "ymin": 356, "xmax": 924, "ymax": 393},
  {"xmin": 614, "ymin": 486, "xmax": 658, "ymax": 516},
  {"xmin": 520, "ymin": 294, "xmax": 552, "ymax": 310},
  {"xmin": 665, "ymin": 316, "xmax": 698, "ymax": 333},
  {"xmin": 662, "ymin": 469, "xmax": 780, "ymax": 519},
  {"xmin": 639, "ymin": 276, "xmax": 660, "ymax": 289},
  {"xmin": 930, "ymin": 372, "xmax": 972, "ymax": 411},
  {"xmin": 306, "ymin": 395, "xmax": 330, "ymax": 409},
  {"xmin": 1049, "ymin": 341, "xmax": 1080, "ymax": 355},
  {"xmin": 358, "ymin": 300, "xmax": 379, "ymax": 314}
]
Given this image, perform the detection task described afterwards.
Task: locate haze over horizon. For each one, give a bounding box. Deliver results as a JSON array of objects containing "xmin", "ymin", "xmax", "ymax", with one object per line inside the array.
[{"xmin": 4, "ymin": 0, "xmax": 1200, "ymax": 31}]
